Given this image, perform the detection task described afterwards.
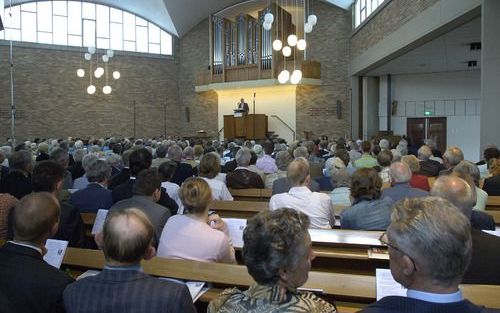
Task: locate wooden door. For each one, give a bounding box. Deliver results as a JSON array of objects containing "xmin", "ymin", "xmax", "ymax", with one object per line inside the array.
[
  {"xmin": 427, "ymin": 117, "xmax": 447, "ymax": 154},
  {"xmin": 407, "ymin": 118, "xmax": 426, "ymax": 147}
]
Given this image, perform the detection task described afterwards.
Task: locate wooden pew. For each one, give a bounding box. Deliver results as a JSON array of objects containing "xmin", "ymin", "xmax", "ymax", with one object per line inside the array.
[
  {"xmin": 486, "ymin": 196, "xmax": 500, "ymax": 211},
  {"xmin": 62, "ymin": 248, "xmax": 500, "ymax": 310},
  {"xmin": 228, "ymin": 188, "xmax": 272, "ymax": 201},
  {"xmin": 211, "ymin": 200, "xmax": 269, "ymax": 219},
  {"xmin": 486, "ymin": 210, "xmax": 500, "ymax": 225}
]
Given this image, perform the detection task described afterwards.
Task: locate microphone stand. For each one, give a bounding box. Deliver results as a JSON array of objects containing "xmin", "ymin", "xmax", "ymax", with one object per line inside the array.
[{"xmin": 253, "ymin": 92, "xmax": 256, "ymax": 141}]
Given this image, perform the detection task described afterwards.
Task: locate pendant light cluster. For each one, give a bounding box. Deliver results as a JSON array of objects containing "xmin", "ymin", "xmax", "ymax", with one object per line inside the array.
[
  {"xmin": 76, "ymin": 46, "xmax": 121, "ymax": 95},
  {"xmin": 263, "ymin": 0, "xmax": 318, "ymax": 85}
]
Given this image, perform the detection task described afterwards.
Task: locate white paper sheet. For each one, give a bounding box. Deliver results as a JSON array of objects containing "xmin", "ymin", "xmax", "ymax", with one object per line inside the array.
[
  {"xmin": 91, "ymin": 209, "xmax": 109, "ymax": 235},
  {"xmin": 376, "ymin": 268, "xmax": 407, "ymax": 300},
  {"xmin": 77, "ymin": 270, "xmax": 100, "ymax": 280},
  {"xmin": 186, "ymin": 281, "xmax": 208, "ymax": 302},
  {"xmin": 43, "ymin": 239, "xmax": 68, "ymax": 269},
  {"xmin": 222, "ymin": 218, "xmax": 247, "ymax": 248},
  {"xmin": 483, "ymin": 228, "xmax": 500, "ymax": 237}
]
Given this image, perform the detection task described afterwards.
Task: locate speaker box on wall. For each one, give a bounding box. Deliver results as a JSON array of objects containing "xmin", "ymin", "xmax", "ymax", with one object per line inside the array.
[{"xmin": 185, "ymin": 107, "xmax": 190, "ymax": 123}]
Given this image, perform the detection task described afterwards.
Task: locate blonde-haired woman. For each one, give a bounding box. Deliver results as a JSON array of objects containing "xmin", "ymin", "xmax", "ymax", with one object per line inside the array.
[{"xmin": 157, "ymin": 177, "xmax": 236, "ymax": 263}]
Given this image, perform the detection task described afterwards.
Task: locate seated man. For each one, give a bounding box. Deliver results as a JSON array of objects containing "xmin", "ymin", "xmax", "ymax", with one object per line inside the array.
[
  {"xmin": 361, "ymin": 197, "xmax": 490, "ymax": 312},
  {"xmin": 63, "ymin": 208, "xmax": 195, "ymax": 313},
  {"xmin": 110, "ymin": 169, "xmax": 171, "ymax": 246},
  {"xmin": 272, "ymin": 147, "xmax": 320, "ymax": 194},
  {"xmin": 382, "ymin": 162, "xmax": 428, "ymax": 202},
  {"xmin": 8, "ymin": 161, "xmax": 88, "ymax": 247},
  {"xmin": 354, "ymin": 141, "xmax": 378, "ymax": 169},
  {"xmin": 0, "ymin": 150, "xmax": 33, "ymax": 199},
  {"xmin": 270, "ymin": 158, "xmax": 333, "ymax": 229},
  {"xmin": 431, "ymin": 175, "xmax": 500, "ymax": 284},
  {"xmin": 167, "ymin": 144, "xmax": 194, "ymax": 185},
  {"xmin": 0, "ymin": 193, "xmax": 74, "ymax": 312},
  {"xmin": 417, "ymin": 145, "xmax": 444, "ymax": 177},
  {"xmin": 439, "ymin": 146, "xmax": 464, "ymax": 176},
  {"xmin": 71, "ymin": 159, "xmax": 113, "ymax": 213},
  {"xmin": 226, "ymin": 147, "xmax": 264, "ymax": 189}
]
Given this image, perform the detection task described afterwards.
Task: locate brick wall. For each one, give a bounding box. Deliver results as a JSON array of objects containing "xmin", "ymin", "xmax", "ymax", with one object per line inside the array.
[
  {"xmin": 178, "ymin": 19, "xmax": 219, "ymax": 138},
  {"xmin": 0, "ymin": 44, "xmax": 181, "ymax": 140},
  {"xmin": 350, "ymin": 0, "xmax": 440, "ymax": 59},
  {"xmin": 296, "ymin": 0, "xmax": 352, "ymax": 140}
]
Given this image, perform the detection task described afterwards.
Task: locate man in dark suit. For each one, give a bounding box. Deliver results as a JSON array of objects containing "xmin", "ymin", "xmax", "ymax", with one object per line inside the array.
[
  {"xmin": 237, "ymin": 98, "xmax": 249, "ymax": 115},
  {"xmin": 361, "ymin": 197, "xmax": 489, "ymax": 312},
  {"xmin": 381, "ymin": 162, "xmax": 428, "ymax": 202},
  {"xmin": 63, "ymin": 208, "xmax": 196, "ymax": 313},
  {"xmin": 112, "ymin": 148, "xmax": 178, "ymax": 215},
  {"xmin": 226, "ymin": 147, "xmax": 264, "ymax": 189},
  {"xmin": 108, "ymin": 149, "xmax": 133, "ymax": 190},
  {"xmin": 417, "ymin": 145, "xmax": 444, "ymax": 177},
  {"xmin": 167, "ymin": 144, "xmax": 194, "ymax": 185},
  {"xmin": 0, "ymin": 150, "xmax": 33, "ymax": 199},
  {"xmin": 71, "ymin": 160, "xmax": 113, "ymax": 213},
  {"xmin": 0, "ymin": 192, "xmax": 74, "ymax": 313},
  {"xmin": 10, "ymin": 161, "xmax": 89, "ymax": 248},
  {"xmin": 431, "ymin": 176, "xmax": 500, "ymax": 284},
  {"xmin": 110, "ymin": 169, "xmax": 171, "ymax": 246}
]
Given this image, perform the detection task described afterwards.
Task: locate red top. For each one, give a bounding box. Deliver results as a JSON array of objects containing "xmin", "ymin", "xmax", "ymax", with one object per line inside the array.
[{"xmin": 409, "ymin": 174, "xmax": 430, "ymax": 191}]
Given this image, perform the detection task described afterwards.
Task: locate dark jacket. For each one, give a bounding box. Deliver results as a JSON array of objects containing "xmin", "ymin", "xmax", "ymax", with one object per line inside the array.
[
  {"xmin": 0, "ymin": 170, "xmax": 32, "ymax": 199},
  {"xmin": 0, "ymin": 242, "xmax": 74, "ymax": 313},
  {"xmin": 359, "ymin": 295, "xmax": 488, "ymax": 313},
  {"xmin": 483, "ymin": 175, "xmax": 500, "ymax": 196},
  {"xmin": 418, "ymin": 159, "xmax": 444, "ymax": 177},
  {"xmin": 381, "ymin": 183, "xmax": 428, "ymax": 203},
  {"xmin": 112, "ymin": 179, "xmax": 178, "ymax": 215},
  {"xmin": 71, "ymin": 183, "xmax": 114, "ymax": 213},
  {"xmin": 272, "ymin": 177, "xmax": 320, "ymax": 195},
  {"xmin": 171, "ymin": 162, "xmax": 194, "ymax": 186},
  {"xmin": 108, "ymin": 167, "xmax": 130, "ymax": 190},
  {"xmin": 68, "ymin": 162, "xmax": 85, "ymax": 181},
  {"xmin": 226, "ymin": 168, "xmax": 264, "ymax": 189},
  {"xmin": 63, "ymin": 269, "xmax": 196, "ymax": 313},
  {"xmin": 462, "ymin": 228, "xmax": 500, "ymax": 285}
]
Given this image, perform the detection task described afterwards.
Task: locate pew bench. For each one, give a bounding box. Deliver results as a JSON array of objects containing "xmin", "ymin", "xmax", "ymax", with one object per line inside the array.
[{"xmin": 228, "ymin": 188, "xmax": 272, "ymax": 201}]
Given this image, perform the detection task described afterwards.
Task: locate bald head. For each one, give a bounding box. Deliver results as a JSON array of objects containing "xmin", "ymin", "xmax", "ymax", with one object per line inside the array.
[
  {"xmin": 430, "ymin": 176, "xmax": 474, "ymax": 219},
  {"xmin": 390, "ymin": 162, "xmax": 412, "ymax": 183},
  {"xmin": 443, "ymin": 146, "xmax": 464, "ymax": 168},
  {"xmin": 102, "ymin": 209, "xmax": 154, "ymax": 264},
  {"xmin": 13, "ymin": 192, "xmax": 60, "ymax": 244},
  {"xmin": 287, "ymin": 157, "xmax": 310, "ymax": 186}
]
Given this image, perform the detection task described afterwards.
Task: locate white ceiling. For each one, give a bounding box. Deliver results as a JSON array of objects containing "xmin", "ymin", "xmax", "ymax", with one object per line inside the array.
[{"xmin": 366, "ymin": 17, "xmax": 481, "ymax": 76}]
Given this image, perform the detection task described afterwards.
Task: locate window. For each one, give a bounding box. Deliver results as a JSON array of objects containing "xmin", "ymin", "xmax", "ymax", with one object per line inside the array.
[
  {"xmin": 0, "ymin": 1, "xmax": 173, "ymax": 55},
  {"xmin": 354, "ymin": 0, "xmax": 385, "ymax": 28}
]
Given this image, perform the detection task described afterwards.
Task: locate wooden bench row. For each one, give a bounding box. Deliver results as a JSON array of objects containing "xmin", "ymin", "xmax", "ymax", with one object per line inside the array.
[{"xmin": 62, "ymin": 247, "xmax": 500, "ymax": 310}]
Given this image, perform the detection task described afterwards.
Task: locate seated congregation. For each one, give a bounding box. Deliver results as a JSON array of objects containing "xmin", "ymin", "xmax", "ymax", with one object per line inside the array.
[{"xmin": 0, "ymin": 136, "xmax": 500, "ymax": 312}]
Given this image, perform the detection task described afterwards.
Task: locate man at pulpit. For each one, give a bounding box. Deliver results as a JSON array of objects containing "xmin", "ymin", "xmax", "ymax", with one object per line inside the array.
[{"xmin": 237, "ymin": 98, "xmax": 249, "ymax": 115}]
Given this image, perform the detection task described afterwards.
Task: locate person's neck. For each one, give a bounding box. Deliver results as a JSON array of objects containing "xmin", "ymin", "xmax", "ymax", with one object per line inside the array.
[
  {"xmin": 106, "ymin": 260, "xmax": 140, "ymax": 267},
  {"xmin": 409, "ymin": 278, "xmax": 460, "ymax": 294},
  {"xmin": 13, "ymin": 239, "xmax": 47, "ymax": 255},
  {"xmin": 187, "ymin": 211, "xmax": 209, "ymax": 223}
]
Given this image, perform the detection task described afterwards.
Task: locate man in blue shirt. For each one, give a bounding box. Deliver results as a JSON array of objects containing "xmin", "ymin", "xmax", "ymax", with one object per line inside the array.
[
  {"xmin": 382, "ymin": 162, "xmax": 428, "ymax": 202},
  {"xmin": 361, "ymin": 197, "xmax": 491, "ymax": 312}
]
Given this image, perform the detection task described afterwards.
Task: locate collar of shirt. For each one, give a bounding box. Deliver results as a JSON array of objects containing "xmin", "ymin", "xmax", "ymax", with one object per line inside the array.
[
  {"xmin": 104, "ymin": 263, "xmax": 143, "ymax": 272},
  {"xmin": 235, "ymin": 166, "xmax": 251, "ymax": 171},
  {"xmin": 407, "ymin": 289, "xmax": 463, "ymax": 304},
  {"xmin": 9, "ymin": 241, "xmax": 43, "ymax": 255},
  {"xmin": 288, "ymin": 186, "xmax": 312, "ymax": 195}
]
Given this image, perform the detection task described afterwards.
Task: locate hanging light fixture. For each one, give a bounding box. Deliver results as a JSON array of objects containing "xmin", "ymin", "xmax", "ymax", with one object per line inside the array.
[
  {"xmin": 307, "ymin": 14, "xmax": 317, "ymax": 26},
  {"xmin": 113, "ymin": 71, "xmax": 121, "ymax": 79},
  {"xmin": 87, "ymin": 85, "xmax": 96, "ymax": 94},
  {"xmin": 282, "ymin": 46, "xmax": 291, "ymax": 57},
  {"xmin": 287, "ymin": 34, "xmax": 297, "ymax": 47},
  {"xmin": 297, "ymin": 39, "xmax": 306, "ymax": 50},
  {"xmin": 278, "ymin": 70, "xmax": 290, "ymax": 84},
  {"xmin": 272, "ymin": 39, "xmax": 283, "ymax": 51},
  {"xmin": 77, "ymin": 69, "xmax": 85, "ymax": 78},
  {"xmin": 290, "ymin": 69, "xmax": 302, "ymax": 84},
  {"xmin": 103, "ymin": 85, "xmax": 112, "ymax": 94}
]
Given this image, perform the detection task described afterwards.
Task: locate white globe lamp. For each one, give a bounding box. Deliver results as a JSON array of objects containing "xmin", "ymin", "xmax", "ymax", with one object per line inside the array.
[
  {"xmin": 287, "ymin": 34, "xmax": 298, "ymax": 47},
  {"xmin": 304, "ymin": 23, "xmax": 313, "ymax": 33},
  {"xmin": 88, "ymin": 46, "xmax": 96, "ymax": 54},
  {"xmin": 84, "ymin": 53, "xmax": 91, "ymax": 61},
  {"xmin": 103, "ymin": 85, "xmax": 112, "ymax": 94},
  {"xmin": 290, "ymin": 70, "xmax": 302, "ymax": 84},
  {"xmin": 113, "ymin": 71, "xmax": 121, "ymax": 79},
  {"xmin": 264, "ymin": 13, "xmax": 274, "ymax": 24},
  {"xmin": 106, "ymin": 49, "xmax": 114, "ymax": 58},
  {"xmin": 297, "ymin": 39, "xmax": 307, "ymax": 51},
  {"xmin": 102, "ymin": 55, "xmax": 109, "ymax": 63},
  {"xmin": 76, "ymin": 69, "xmax": 85, "ymax": 78},
  {"xmin": 278, "ymin": 70, "xmax": 290, "ymax": 84},
  {"xmin": 282, "ymin": 46, "xmax": 292, "ymax": 57},
  {"xmin": 272, "ymin": 39, "xmax": 283, "ymax": 51},
  {"xmin": 263, "ymin": 22, "xmax": 272, "ymax": 31},
  {"xmin": 94, "ymin": 67, "xmax": 104, "ymax": 78},
  {"xmin": 308, "ymin": 14, "xmax": 318, "ymax": 26},
  {"xmin": 87, "ymin": 85, "xmax": 96, "ymax": 94}
]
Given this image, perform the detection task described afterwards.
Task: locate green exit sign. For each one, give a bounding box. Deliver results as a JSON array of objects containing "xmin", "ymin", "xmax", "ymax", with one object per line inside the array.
[{"xmin": 424, "ymin": 111, "xmax": 433, "ymax": 116}]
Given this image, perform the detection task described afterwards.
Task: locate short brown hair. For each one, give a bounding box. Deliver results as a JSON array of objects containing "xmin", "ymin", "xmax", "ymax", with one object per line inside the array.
[
  {"xmin": 377, "ymin": 150, "xmax": 393, "ymax": 167},
  {"xmin": 361, "ymin": 141, "xmax": 371, "ymax": 153},
  {"xmin": 103, "ymin": 208, "xmax": 154, "ymax": 263},
  {"xmin": 351, "ymin": 168, "xmax": 382, "ymax": 200},
  {"xmin": 13, "ymin": 192, "xmax": 60, "ymax": 242},
  {"xmin": 199, "ymin": 152, "xmax": 221, "ymax": 179},
  {"xmin": 179, "ymin": 177, "xmax": 212, "ymax": 214},
  {"xmin": 133, "ymin": 169, "xmax": 162, "ymax": 196}
]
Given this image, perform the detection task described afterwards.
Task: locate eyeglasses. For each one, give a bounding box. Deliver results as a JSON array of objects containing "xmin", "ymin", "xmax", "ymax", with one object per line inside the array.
[{"xmin": 379, "ymin": 232, "xmax": 418, "ymax": 272}]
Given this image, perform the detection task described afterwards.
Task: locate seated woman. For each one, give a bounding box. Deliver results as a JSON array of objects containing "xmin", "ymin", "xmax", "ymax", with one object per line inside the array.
[
  {"xmin": 340, "ymin": 168, "xmax": 394, "ymax": 230},
  {"xmin": 156, "ymin": 177, "xmax": 236, "ymax": 263},
  {"xmin": 208, "ymin": 208, "xmax": 336, "ymax": 313},
  {"xmin": 401, "ymin": 155, "xmax": 430, "ymax": 191},
  {"xmin": 265, "ymin": 151, "xmax": 292, "ymax": 189},
  {"xmin": 198, "ymin": 152, "xmax": 233, "ymax": 201},
  {"xmin": 330, "ymin": 168, "xmax": 352, "ymax": 207},
  {"xmin": 483, "ymin": 158, "xmax": 500, "ymax": 196},
  {"xmin": 453, "ymin": 160, "xmax": 488, "ymax": 211}
]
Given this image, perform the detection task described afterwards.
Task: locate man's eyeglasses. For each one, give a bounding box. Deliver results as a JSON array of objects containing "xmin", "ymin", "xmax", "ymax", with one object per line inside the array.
[{"xmin": 379, "ymin": 232, "xmax": 418, "ymax": 272}]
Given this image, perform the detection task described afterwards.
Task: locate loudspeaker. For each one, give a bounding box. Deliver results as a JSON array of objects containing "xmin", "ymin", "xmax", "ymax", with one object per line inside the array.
[
  {"xmin": 336, "ymin": 100, "xmax": 342, "ymax": 119},
  {"xmin": 185, "ymin": 107, "xmax": 190, "ymax": 123}
]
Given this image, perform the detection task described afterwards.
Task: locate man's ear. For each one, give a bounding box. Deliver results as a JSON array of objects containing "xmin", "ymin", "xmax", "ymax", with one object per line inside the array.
[
  {"xmin": 50, "ymin": 221, "xmax": 59, "ymax": 237},
  {"xmin": 143, "ymin": 245, "xmax": 156, "ymax": 260},
  {"xmin": 95, "ymin": 231, "xmax": 104, "ymax": 250},
  {"xmin": 401, "ymin": 255, "xmax": 417, "ymax": 276},
  {"xmin": 56, "ymin": 179, "xmax": 64, "ymax": 192}
]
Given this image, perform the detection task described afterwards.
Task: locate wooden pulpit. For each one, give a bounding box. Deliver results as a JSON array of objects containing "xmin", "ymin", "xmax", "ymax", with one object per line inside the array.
[{"xmin": 223, "ymin": 114, "xmax": 268, "ymax": 140}]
